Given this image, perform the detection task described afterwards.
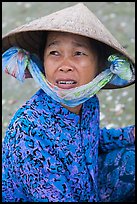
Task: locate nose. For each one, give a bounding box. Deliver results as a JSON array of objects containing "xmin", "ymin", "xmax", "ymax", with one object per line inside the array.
[
  {"xmin": 59, "ymin": 66, "xmax": 73, "ymax": 73},
  {"xmin": 58, "ymin": 57, "xmax": 74, "ymax": 73}
]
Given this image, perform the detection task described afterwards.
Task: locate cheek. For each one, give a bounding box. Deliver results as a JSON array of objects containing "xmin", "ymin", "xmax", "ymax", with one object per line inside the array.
[
  {"xmin": 82, "ymin": 69, "xmax": 96, "ymax": 83},
  {"xmin": 88, "ymin": 58, "xmax": 98, "ymax": 79},
  {"xmin": 43, "ymin": 58, "xmax": 53, "ymax": 76},
  {"xmin": 80, "ymin": 62, "xmax": 97, "ymax": 82}
]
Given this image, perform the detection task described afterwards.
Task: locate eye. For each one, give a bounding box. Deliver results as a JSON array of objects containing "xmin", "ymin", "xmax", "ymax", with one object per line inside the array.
[
  {"xmin": 74, "ymin": 51, "xmax": 86, "ymax": 56},
  {"xmin": 49, "ymin": 51, "xmax": 60, "ymax": 56}
]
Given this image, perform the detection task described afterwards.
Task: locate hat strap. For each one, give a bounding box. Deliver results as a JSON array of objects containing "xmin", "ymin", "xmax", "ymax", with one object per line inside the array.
[{"xmin": 2, "ymin": 47, "xmax": 133, "ymax": 107}]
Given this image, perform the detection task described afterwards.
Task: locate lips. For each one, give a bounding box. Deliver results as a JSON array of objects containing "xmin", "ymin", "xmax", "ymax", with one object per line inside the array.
[{"xmin": 56, "ymin": 79, "xmax": 77, "ymax": 89}]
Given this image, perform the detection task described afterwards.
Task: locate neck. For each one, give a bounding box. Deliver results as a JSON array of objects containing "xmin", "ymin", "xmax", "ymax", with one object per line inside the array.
[{"xmin": 61, "ymin": 103, "xmax": 82, "ymax": 115}]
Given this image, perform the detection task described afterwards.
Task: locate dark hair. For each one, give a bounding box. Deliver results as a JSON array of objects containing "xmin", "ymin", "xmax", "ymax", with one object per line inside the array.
[
  {"xmin": 39, "ymin": 31, "xmax": 48, "ymax": 63},
  {"xmin": 89, "ymin": 38, "xmax": 116, "ymax": 74}
]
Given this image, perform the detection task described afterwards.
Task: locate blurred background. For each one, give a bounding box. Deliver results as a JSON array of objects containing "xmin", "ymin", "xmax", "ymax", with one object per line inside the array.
[{"xmin": 2, "ymin": 2, "xmax": 135, "ymax": 139}]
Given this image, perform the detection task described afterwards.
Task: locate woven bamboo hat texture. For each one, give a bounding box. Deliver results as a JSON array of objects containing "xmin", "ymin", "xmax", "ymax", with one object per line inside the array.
[{"xmin": 2, "ymin": 3, "xmax": 135, "ymax": 88}]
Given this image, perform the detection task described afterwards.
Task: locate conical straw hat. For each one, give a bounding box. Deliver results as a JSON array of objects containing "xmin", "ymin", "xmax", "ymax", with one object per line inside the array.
[{"xmin": 2, "ymin": 3, "xmax": 135, "ymax": 88}]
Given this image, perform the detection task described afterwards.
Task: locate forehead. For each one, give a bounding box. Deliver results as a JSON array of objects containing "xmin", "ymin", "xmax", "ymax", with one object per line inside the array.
[{"xmin": 46, "ymin": 31, "xmax": 91, "ymax": 46}]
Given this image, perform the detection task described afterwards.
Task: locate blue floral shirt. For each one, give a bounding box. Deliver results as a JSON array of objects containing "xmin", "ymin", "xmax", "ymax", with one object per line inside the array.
[{"xmin": 2, "ymin": 89, "xmax": 134, "ymax": 202}]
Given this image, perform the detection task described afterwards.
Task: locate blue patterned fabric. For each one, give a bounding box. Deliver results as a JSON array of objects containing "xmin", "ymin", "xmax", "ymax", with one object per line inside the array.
[
  {"xmin": 2, "ymin": 89, "xmax": 135, "ymax": 202},
  {"xmin": 98, "ymin": 146, "xmax": 135, "ymax": 202}
]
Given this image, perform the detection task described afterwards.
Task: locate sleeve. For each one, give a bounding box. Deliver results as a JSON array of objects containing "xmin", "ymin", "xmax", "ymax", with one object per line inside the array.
[
  {"xmin": 2, "ymin": 115, "xmax": 75, "ymax": 202},
  {"xmin": 99, "ymin": 125, "xmax": 135, "ymax": 153},
  {"xmin": 2, "ymin": 118, "xmax": 31, "ymax": 202}
]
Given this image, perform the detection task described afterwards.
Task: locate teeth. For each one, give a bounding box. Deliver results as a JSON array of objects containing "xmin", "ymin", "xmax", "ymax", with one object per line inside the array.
[{"xmin": 58, "ymin": 81, "xmax": 75, "ymax": 84}]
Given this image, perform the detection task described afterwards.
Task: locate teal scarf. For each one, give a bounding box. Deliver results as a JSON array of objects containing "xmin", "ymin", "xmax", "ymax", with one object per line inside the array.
[{"xmin": 2, "ymin": 47, "xmax": 133, "ymax": 107}]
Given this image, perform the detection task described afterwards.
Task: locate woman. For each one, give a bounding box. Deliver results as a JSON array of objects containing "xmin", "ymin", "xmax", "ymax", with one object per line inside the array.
[{"xmin": 2, "ymin": 3, "xmax": 135, "ymax": 202}]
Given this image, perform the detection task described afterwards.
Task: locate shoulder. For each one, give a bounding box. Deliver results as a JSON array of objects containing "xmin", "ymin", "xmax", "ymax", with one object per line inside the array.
[
  {"xmin": 10, "ymin": 89, "xmax": 51, "ymax": 122},
  {"xmin": 3, "ymin": 90, "xmax": 45, "ymax": 149},
  {"xmin": 4, "ymin": 89, "xmax": 52, "ymax": 137}
]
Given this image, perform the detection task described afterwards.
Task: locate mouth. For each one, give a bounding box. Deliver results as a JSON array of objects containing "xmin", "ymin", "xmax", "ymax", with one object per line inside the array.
[{"xmin": 56, "ymin": 79, "xmax": 77, "ymax": 89}]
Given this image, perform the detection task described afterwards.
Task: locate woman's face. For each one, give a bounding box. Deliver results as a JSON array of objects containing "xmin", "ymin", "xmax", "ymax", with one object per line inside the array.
[{"xmin": 43, "ymin": 31, "xmax": 98, "ymax": 89}]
